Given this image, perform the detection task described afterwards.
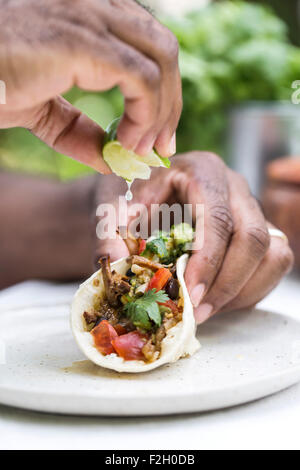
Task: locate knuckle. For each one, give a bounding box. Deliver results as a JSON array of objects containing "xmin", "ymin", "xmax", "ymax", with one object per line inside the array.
[
  {"xmin": 244, "ymin": 226, "xmax": 270, "ymax": 257},
  {"xmin": 274, "ymin": 245, "xmax": 294, "ymax": 274},
  {"xmin": 195, "ymin": 175, "xmax": 225, "ymax": 197},
  {"xmin": 196, "ymin": 152, "xmax": 227, "ymax": 178},
  {"xmin": 108, "ymin": 0, "xmax": 120, "ymax": 7},
  {"xmin": 156, "ymin": 27, "xmax": 179, "ymax": 63},
  {"xmin": 203, "ymin": 151, "xmax": 224, "ymax": 166},
  {"xmin": 210, "ymin": 204, "xmax": 234, "ymax": 242},
  {"xmin": 164, "ymin": 30, "xmax": 179, "ymax": 61},
  {"xmin": 119, "ymin": 49, "xmax": 161, "ymax": 91},
  {"xmin": 192, "ymin": 151, "xmax": 224, "ymax": 169},
  {"xmin": 155, "ymin": 25, "xmax": 179, "ymax": 62},
  {"xmin": 141, "ymin": 61, "xmax": 161, "ymax": 89},
  {"xmin": 178, "ymin": 151, "xmax": 223, "ymax": 168},
  {"xmin": 205, "ymin": 252, "xmax": 223, "ymax": 271}
]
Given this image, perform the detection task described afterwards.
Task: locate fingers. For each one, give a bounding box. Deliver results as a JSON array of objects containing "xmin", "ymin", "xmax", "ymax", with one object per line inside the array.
[
  {"xmin": 102, "ymin": 0, "xmax": 182, "ymax": 156},
  {"xmin": 107, "ymin": 37, "xmax": 163, "ymax": 153},
  {"xmin": 194, "ymin": 171, "xmax": 270, "ymax": 324},
  {"xmin": 26, "ymin": 26, "xmax": 164, "ymax": 169},
  {"xmin": 154, "ymin": 70, "xmax": 182, "ymax": 157},
  {"xmin": 183, "ymin": 153, "xmax": 233, "ymax": 310},
  {"xmin": 73, "ymin": 33, "xmax": 163, "ymax": 152},
  {"xmin": 0, "ymin": 0, "xmax": 181, "ymax": 161},
  {"xmin": 220, "ymin": 233, "xmax": 294, "ymax": 313},
  {"xmin": 27, "ymin": 96, "xmax": 111, "ymax": 174},
  {"xmin": 26, "ymin": 28, "xmax": 166, "ymax": 173}
]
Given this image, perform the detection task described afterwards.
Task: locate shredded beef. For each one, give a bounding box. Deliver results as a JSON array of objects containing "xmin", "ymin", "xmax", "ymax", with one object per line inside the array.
[
  {"xmin": 99, "ymin": 255, "xmax": 131, "ymax": 307},
  {"xmin": 83, "ymin": 311, "xmax": 98, "ymax": 325},
  {"xmin": 97, "ymin": 301, "xmax": 120, "ymax": 325},
  {"xmin": 129, "ymin": 255, "xmax": 165, "ymax": 272}
]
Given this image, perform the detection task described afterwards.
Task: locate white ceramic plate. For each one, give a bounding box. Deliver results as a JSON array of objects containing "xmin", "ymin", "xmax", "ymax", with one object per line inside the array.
[{"xmin": 1, "ymin": 304, "xmax": 300, "ymax": 416}]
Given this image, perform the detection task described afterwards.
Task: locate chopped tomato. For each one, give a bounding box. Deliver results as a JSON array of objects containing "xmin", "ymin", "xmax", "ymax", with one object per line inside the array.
[
  {"xmin": 114, "ymin": 324, "xmax": 128, "ymax": 336},
  {"xmin": 91, "ymin": 320, "xmax": 118, "ymax": 355},
  {"xmin": 111, "ymin": 331, "xmax": 147, "ymax": 361},
  {"xmin": 147, "ymin": 268, "xmax": 172, "ymax": 292},
  {"xmin": 159, "ymin": 299, "xmax": 179, "ymax": 314},
  {"xmin": 138, "ymin": 239, "xmax": 147, "ymax": 255}
]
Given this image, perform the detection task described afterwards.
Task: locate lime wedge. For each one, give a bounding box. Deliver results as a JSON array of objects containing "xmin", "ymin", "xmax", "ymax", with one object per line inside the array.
[
  {"xmin": 134, "ymin": 150, "xmax": 163, "ymax": 168},
  {"xmin": 103, "ymin": 118, "xmax": 171, "ymax": 182},
  {"xmin": 103, "ymin": 141, "xmax": 151, "ymax": 181}
]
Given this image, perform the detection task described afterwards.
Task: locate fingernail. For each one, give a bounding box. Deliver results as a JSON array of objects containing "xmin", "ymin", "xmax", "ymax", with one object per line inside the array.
[
  {"xmin": 167, "ymin": 133, "xmax": 176, "ymax": 157},
  {"xmin": 190, "ymin": 284, "xmax": 205, "ymax": 308},
  {"xmin": 195, "ymin": 304, "xmax": 213, "ymax": 325}
]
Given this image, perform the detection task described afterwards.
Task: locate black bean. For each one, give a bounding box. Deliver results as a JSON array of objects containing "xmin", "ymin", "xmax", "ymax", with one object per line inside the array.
[
  {"xmin": 126, "ymin": 268, "xmax": 134, "ymax": 278},
  {"xmin": 165, "ymin": 278, "xmax": 179, "ymax": 300}
]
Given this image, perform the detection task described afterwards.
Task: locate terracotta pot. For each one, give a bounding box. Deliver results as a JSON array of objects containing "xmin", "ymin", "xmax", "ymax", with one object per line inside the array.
[{"xmin": 262, "ymin": 158, "xmax": 300, "ymax": 268}]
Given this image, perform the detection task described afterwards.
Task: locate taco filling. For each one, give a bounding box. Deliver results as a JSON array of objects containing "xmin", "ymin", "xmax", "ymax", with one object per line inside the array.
[{"xmin": 82, "ymin": 223, "xmax": 194, "ymax": 363}]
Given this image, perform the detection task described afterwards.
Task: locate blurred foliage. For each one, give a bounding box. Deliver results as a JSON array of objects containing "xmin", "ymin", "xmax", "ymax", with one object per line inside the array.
[
  {"xmin": 247, "ymin": 0, "xmax": 300, "ymax": 46},
  {"xmin": 0, "ymin": 0, "xmax": 299, "ymax": 179},
  {"xmin": 165, "ymin": 1, "xmax": 300, "ymax": 154},
  {"xmin": 0, "ymin": 88, "xmax": 123, "ymax": 180}
]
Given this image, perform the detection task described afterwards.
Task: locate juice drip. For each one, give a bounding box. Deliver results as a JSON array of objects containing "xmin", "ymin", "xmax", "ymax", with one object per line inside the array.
[{"xmin": 125, "ymin": 181, "xmax": 133, "ymax": 201}]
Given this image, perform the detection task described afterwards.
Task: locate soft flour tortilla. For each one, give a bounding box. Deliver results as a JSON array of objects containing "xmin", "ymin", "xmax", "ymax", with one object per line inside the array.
[{"xmin": 71, "ymin": 254, "xmax": 200, "ymax": 373}]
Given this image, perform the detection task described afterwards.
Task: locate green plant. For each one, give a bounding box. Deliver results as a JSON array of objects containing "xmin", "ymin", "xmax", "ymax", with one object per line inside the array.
[{"xmin": 165, "ymin": 1, "xmax": 300, "ymax": 155}]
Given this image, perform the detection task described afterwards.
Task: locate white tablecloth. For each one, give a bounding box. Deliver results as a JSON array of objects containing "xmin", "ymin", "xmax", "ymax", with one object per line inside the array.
[{"xmin": 0, "ymin": 275, "xmax": 300, "ymax": 450}]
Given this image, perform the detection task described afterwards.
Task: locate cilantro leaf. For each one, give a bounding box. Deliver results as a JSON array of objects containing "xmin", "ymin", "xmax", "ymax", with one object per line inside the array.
[
  {"xmin": 145, "ymin": 289, "xmax": 170, "ymax": 304},
  {"xmin": 125, "ymin": 304, "xmax": 152, "ymax": 330},
  {"xmin": 146, "ymin": 238, "xmax": 169, "ymax": 259},
  {"xmin": 147, "ymin": 302, "xmax": 161, "ymax": 327},
  {"xmin": 123, "ymin": 289, "xmax": 169, "ymax": 330}
]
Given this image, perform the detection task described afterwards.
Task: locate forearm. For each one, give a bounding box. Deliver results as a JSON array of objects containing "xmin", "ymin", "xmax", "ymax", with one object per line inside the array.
[{"xmin": 0, "ymin": 172, "xmax": 96, "ymax": 289}]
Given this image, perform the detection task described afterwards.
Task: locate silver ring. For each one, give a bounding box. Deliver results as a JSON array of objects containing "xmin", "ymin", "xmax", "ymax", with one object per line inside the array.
[{"xmin": 268, "ymin": 228, "xmax": 288, "ymax": 243}]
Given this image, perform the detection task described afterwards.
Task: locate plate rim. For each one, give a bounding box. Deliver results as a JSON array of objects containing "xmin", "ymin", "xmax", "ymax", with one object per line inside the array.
[{"xmin": 1, "ymin": 304, "xmax": 300, "ymax": 416}]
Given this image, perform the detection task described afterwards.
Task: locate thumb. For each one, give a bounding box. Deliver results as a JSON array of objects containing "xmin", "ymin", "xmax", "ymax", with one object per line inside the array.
[{"xmin": 27, "ymin": 96, "xmax": 111, "ymax": 174}]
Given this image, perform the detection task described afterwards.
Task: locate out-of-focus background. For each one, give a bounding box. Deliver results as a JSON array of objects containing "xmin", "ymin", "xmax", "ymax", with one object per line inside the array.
[
  {"xmin": 1, "ymin": 0, "xmax": 300, "ymax": 262},
  {"xmin": 0, "ymin": 0, "xmax": 299, "ymax": 183}
]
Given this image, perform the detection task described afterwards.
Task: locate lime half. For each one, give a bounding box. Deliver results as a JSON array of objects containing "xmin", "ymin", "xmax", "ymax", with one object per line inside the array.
[{"xmin": 103, "ymin": 118, "xmax": 171, "ymax": 182}]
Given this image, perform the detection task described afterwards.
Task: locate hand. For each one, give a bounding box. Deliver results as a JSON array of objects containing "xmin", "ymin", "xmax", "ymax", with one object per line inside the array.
[
  {"xmin": 0, "ymin": 0, "xmax": 181, "ymax": 172},
  {"xmin": 0, "ymin": 153, "xmax": 293, "ymax": 307},
  {"xmin": 93, "ymin": 152, "xmax": 294, "ymax": 323}
]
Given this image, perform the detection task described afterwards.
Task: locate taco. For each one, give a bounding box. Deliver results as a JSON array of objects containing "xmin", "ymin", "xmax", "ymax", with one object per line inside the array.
[{"xmin": 71, "ymin": 224, "xmax": 200, "ymax": 373}]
